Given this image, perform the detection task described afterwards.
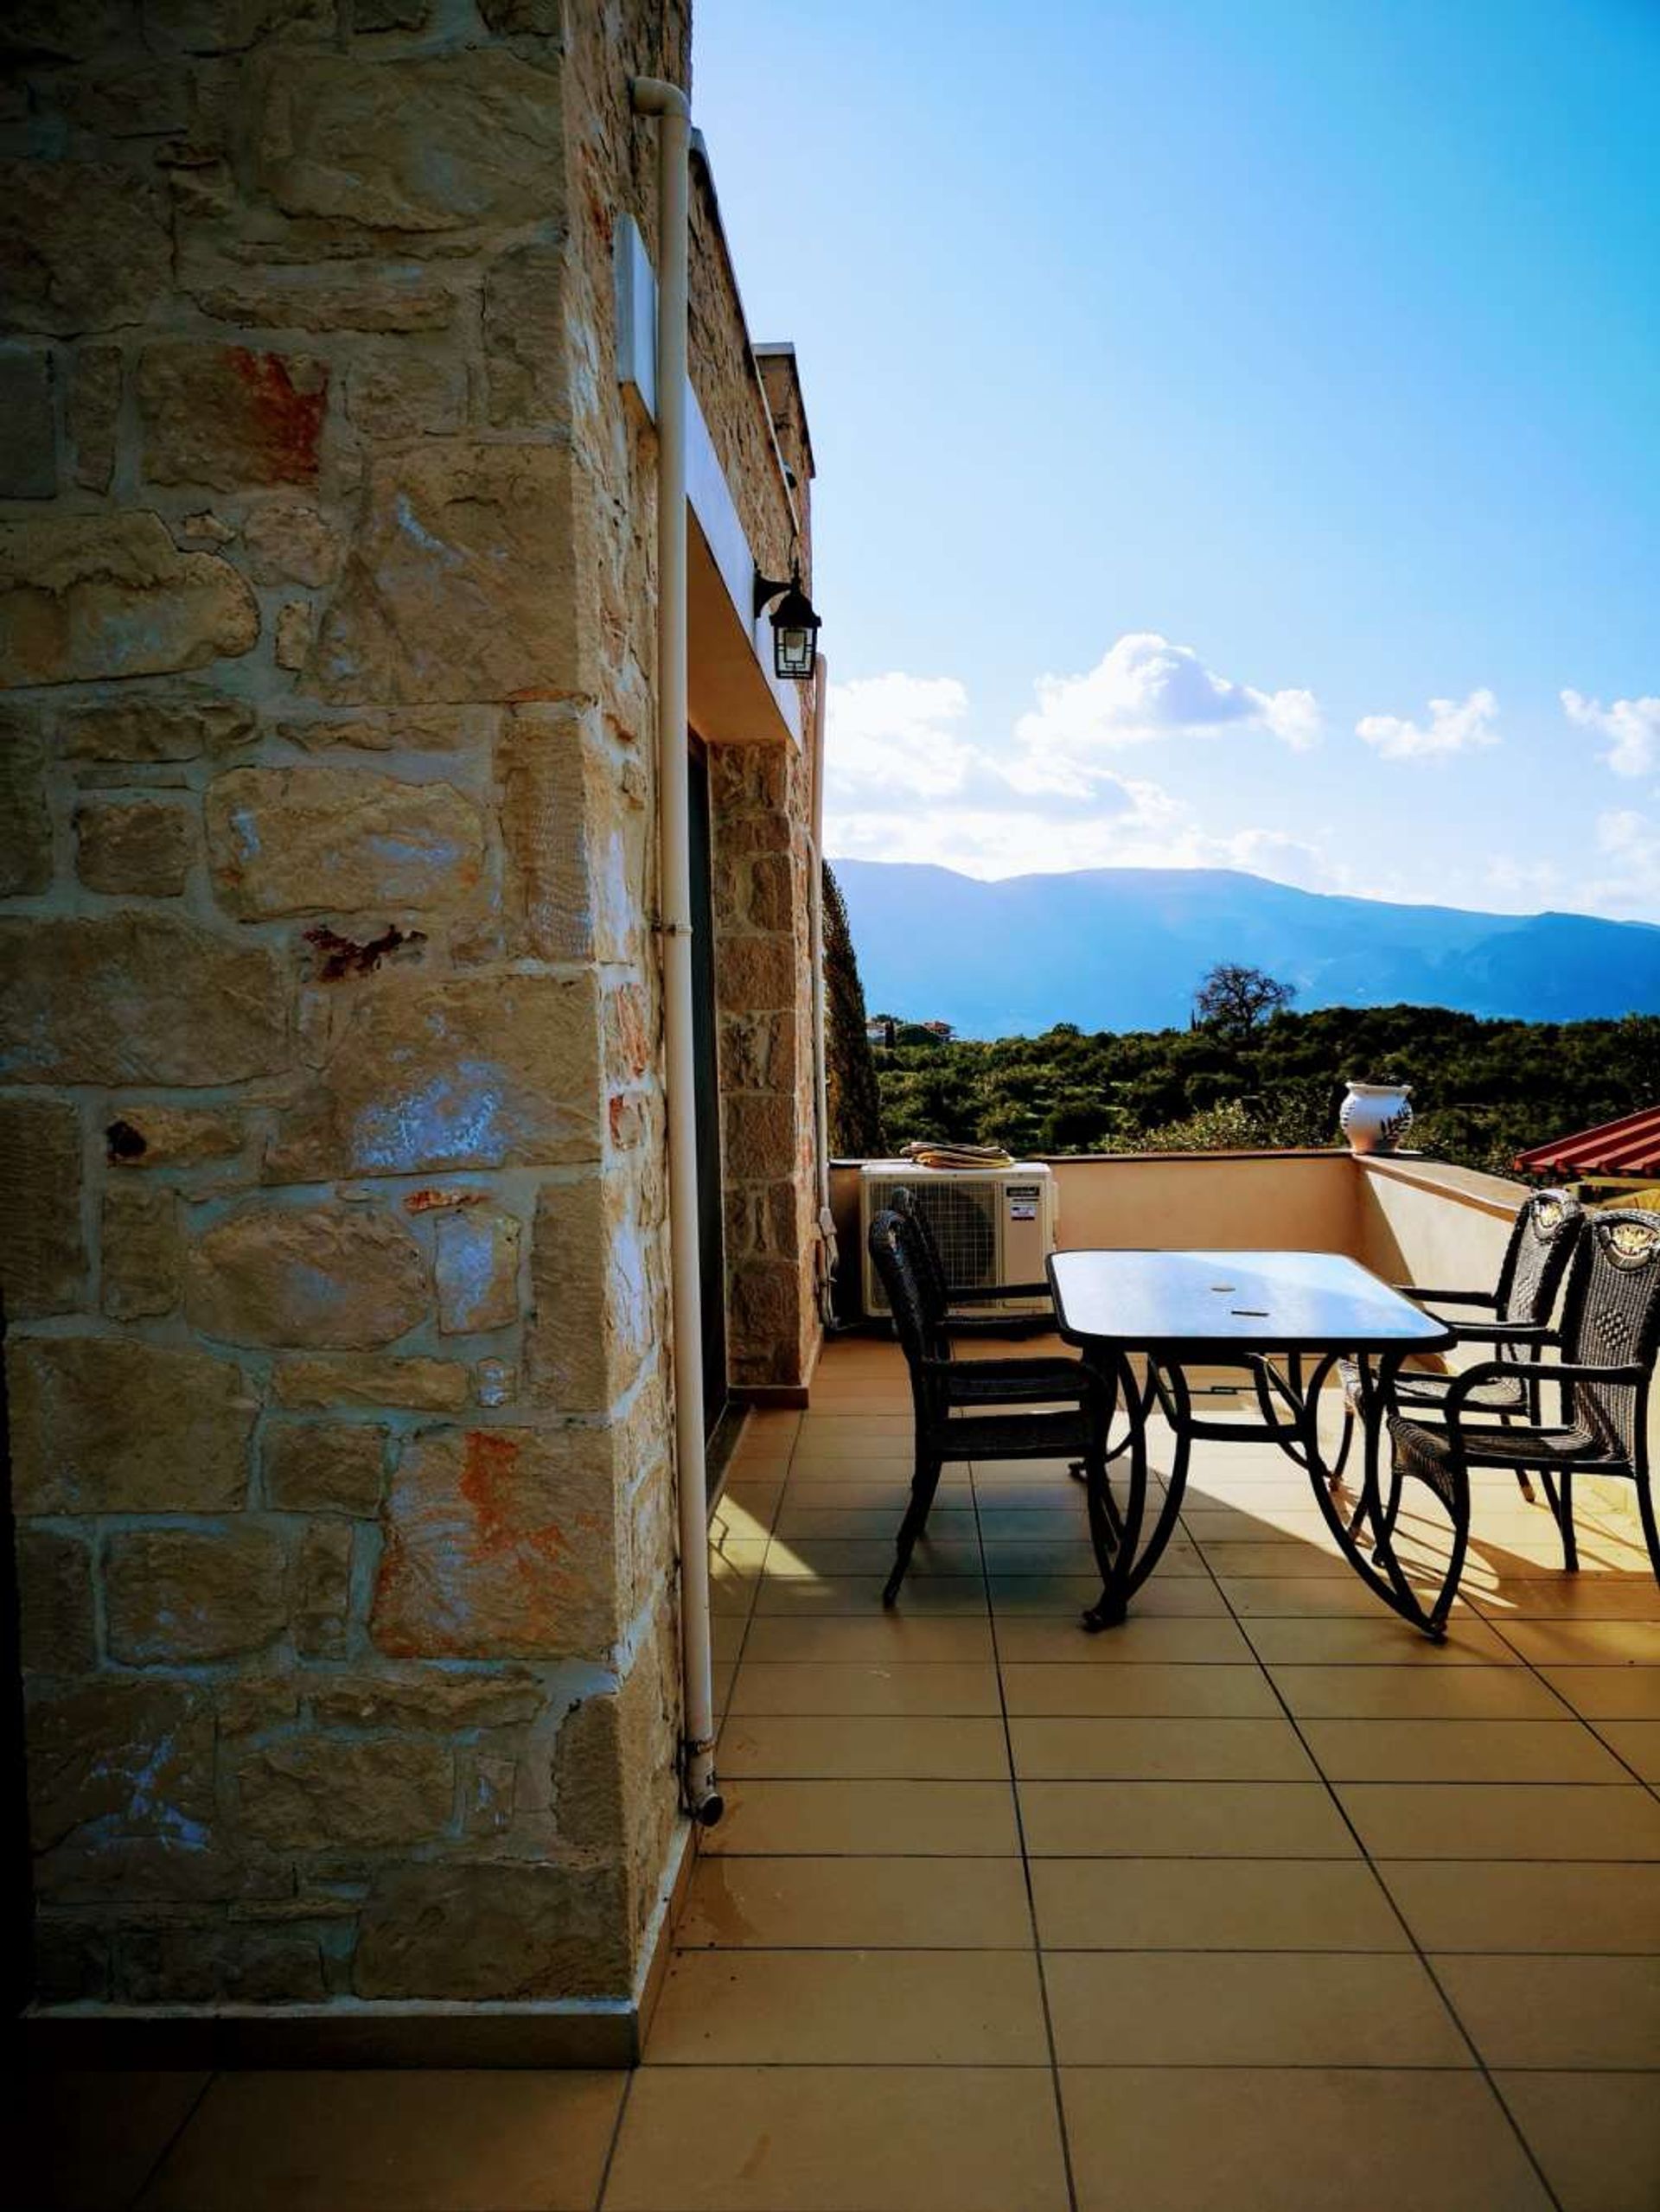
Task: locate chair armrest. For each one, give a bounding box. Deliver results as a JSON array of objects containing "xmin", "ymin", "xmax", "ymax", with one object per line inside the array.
[
  {"xmin": 943, "ymin": 1282, "xmax": 1052, "ymax": 1304},
  {"xmin": 1395, "ymin": 1285, "xmax": 1497, "ymax": 1306},
  {"xmin": 940, "ymin": 1356, "xmax": 1078, "ymax": 1391},
  {"xmin": 1536, "ymin": 1361, "xmax": 1646, "ymax": 1386},
  {"xmin": 1445, "ymin": 1320, "xmax": 1557, "ymax": 1345}
]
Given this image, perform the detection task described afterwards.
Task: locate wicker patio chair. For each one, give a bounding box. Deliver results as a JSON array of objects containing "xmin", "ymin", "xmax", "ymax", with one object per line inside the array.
[
  {"xmin": 1331, "ymin": 1188, "xmax": 1583, "ymax": 1498},
  {"xmin": 1382, "ymin": 1207, "xmax": 1660, "ymax": 1635},
  {"xmin": 867, "ymin": 1206, "xmax": 1111, "ymax": 1606}
]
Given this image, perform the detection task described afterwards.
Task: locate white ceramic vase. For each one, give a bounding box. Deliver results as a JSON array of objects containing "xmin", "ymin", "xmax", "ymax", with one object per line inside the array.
[{"xmin": 1340, "ymin": 1080, "xmax": 1414, "ymax": 1155}]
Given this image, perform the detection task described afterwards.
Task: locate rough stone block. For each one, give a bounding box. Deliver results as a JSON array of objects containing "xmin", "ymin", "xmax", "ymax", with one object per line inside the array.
[
  {"xmin": 271, "ymin": 1353, "xmax": 469, "ymax": 1412},
  {"xmin": 0, "ymin": 161, "xmax": 172, "ymax": 335},
  {"xmin": 32, "ymin": 1919, "xmax": 112, "ymax": 2005},
  {"xmin": 0, "ymin": 347, "xmax": 56, "ymax": 497},
  {"xmin": 305, "ymin": 443, "xmax": 582, "ymax": 704},
  {"xmin": 526, "ymin": 1176, "xmax": 650, "ymax": 1412},
  {"xmin": 371, "ymin": 1425, "xmax": 620, "ymax": 1661},
  {"xmin": 205, "ymin": 765, "xmax": 483, "ymax": 918},
  {"xmin": 309, "ymin": 1667, "xmax": 543, "ymax": 1731},
  {"xmin": 8, "ymin": 1335, "xmax": 254, "ymax": 1514},
  {"xmin": 0, "ymin": 913, "xmax": 287, "ymax": 1084},
  {"xmin": 264, "ymin": 1421, "xmax": 386, "ymax": 1514},
  {"xmin": 715, "ymin": 933, "xmax": 798, "ymax": 1014},
  {"xmin": 291, "ymin": 1518, "xmax": 352, "ymax": 1659},
  {"xmin": 137, "ymin": 342, "xmax": 328, "ymax": 491},
  {"xmin": 0, "ymin": 1097, "xmax": 86, "ymax": 1319},
  {"xmin": 16, "ymin": 1528, "xmax": 96, "ymax": 1675},
  {"xmin": 344, "ymin": 349, "xmax": 464, "ymax": 439},
  {"xmin": 722, "ymin": 1093, "xmax": 797, "ymax": 1181},
  {"xmin": 269, "ymin": 972, "xmax": 601, "ymax": 1176},
  {"xmin": 354, "ymin": 1860, "xmax": 630, "ymax": 2000},
  {"xmin": 106, "ymin": 1104, "xmax": 242, "ymax": 1169},
  {"xmin": 0, "ymin": 511, "xmax": 258, "ymax": 687},
  {"xmin": 354, "ymin": 0, "xmax": 430, "ymax": 27},
  {"xmin": 0, "ymin": 708, "xmax": 53, "ymax": 895},
  {"xmin": 59, "ymin": 692, "xmax": 256, "ymax": 763},
  {"xmin": 146, "ymin": 0, "xmax": 333, "ymax": 52},
  {"xmin": 187, "ymin": 264, "xmax": 457, "ymax": 335},
  {"xmin": 435, "ymin": 1206, "xmax": 520, "ymax": 1335},
  {"xmin": 75, "ymin": 796, "xmax": 194, "ymax": 896},
  {"xmin": 29, "ymin": 1679, "xmax": 221, "ymax": 1903},
  {"xmin": 116, "ymin": 1926, "xmax": 325, "ymax": 2005},
  {"xmin": 258, "ymin": 48, "xmax": 563, "ymax": 233},
  {"xmin": 186, "ymin": 1201, "xmax": 428, "ymax": 1349},
  {"xmin": 67, "ymin": 344, "xmax": 120, "ymax": 493},
  {"xmin": 237, "ymin": 1736, "xmax": 452, "ymax": 1849},
  {"xmin": 483, "ymin": 244, "xmax": 567, "ymax": 430},
  {"xmin": 105, "ymin": 1525, "xmax": 287, "ymax": 1665},
  {"xmin": 216, "ymin": 1672, "xmax": 300, "ymax": 1738},
  {"xmin": 101, "ymin": 1182, "xmax": 181, "ymax": 1320},
  {"xmin": 242, "ymin": 498, "xmax": 339, "ymax": 587}
]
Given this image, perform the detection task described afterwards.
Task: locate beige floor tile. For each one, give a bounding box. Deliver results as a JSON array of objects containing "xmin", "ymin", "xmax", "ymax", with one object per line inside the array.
[
  {"xmin": 774, "ymin": 1503, "xmax": 975, "ymax": 1539},
  {"xmin": 1011, "ymin": 1714, "xmax": 1315, "ymax": 1781},
  {"xmin": 1031, "ymin": 1856, "xmax": 1406, "ymax": 1951},
  {"xmin": 974, "ymin": 1477, "xmax": 1137, "ymax": 1511},
  {"xmin": 1199, "ymin": 1539, "xmax": 1359, "ymax": 1577},
  {"xmin": 710, "ymin": 1615, "xmax": 747, "ymax": 1663},
  {"xmin": 1380, "ymin": 1860, "xmax": 1660, "ymax": 1953},
  {"xmin": 976, "ymin": 1507, "xmax": 1090, "ymax": 1539},
  {"xmin": 1270, "ymin": 1663, "xmax": 1568, "ymax": 1718},
  {"xmin": 1599, "ymin": 1718, "xmax": 1660, "ymax": 1782},
  {"xmin": 602, "ymin": 2065, "xmax": 1070, "ymax": 2212},
  {"xmin": 1044, "ymin": 1949, "xmax": 1468, "ymax": 2066},
  {"xmin": 1497, "ymin": 2071, "xmax": 1660, "ymax": 2212},
  {"xmin": 1061, "ymin": 2068, "xmax": 1550, "ymax": 2212},
  {"xmin": 725, "ymin": 1660, "xmax": 1002, "ymax": 1716},
  {"xmin": 782, "ymin": 1476, "xmax": 969, "ymax": 1513},
  {"xmin": 997, "ymin": 1616, "xmax": 1255, "ymax": 1663},
  {"xmin": 762, "ymin": 1535, "xmax": 982, "ymax": 1577},
  {"xmin": 12, "ymin": 2071, "xmax": 209, "ymax": 2212},
  {"xmin": 1181, "ymin": 1503, "xmax": 1344, "ymax": 1544},
  {"xmin": 1018, "ymin": 1779, "xmax": 1358, "ymax": 1858},
  {"xmin": 1497, "ymin": 1619, "xmax": 1660, "ymax": 1665},
  {"xmin": 1223, "ymin": 1573, "xmax": 1452, "ymax": 1618},
  {"xmin": 676, "ymin": 1853, "xmax": 1033, "ymax": 1948},
  {"xmin": 1472, "ymin": 1578, "xmax": 1660, "ymax": 1620},
  {"xmin": 755, "ymin": 1573, "xmax": 989, "ymax": 1616},
  {"xmin": 980, "ymin": 1537, "xmax": 1118, "ymax": 1574},
  {"xmin": 1538, "ymin": 1666, "xmax": 1660, "ymax": 1718},
  {"xmin": 1242, "ymin": 1614, "xmax": 1520, "ymax": 1665},
  {"xmin": 706, "ymin": 1777, "xmax": 1020, "ymax": 1857},
  {"xmin": 137, "ymin": 2071, "xmax": 624, "ymax": 2212},
  {"xmin": 645, "ymin": 1947, "xmax": 1050, "ymax": 2065},
  {"xmin": 987, "ymin": 1573, "xmax": 1226, "ymax": 1618},
  {"xmin": 740, "ymin": 1616, "xmax": 995, "ymax": 1662},
  {"xmin": 712, "ymin": 1656, "xmax": 737, "ymax": 1717},
  {"xmin": 1337, "ymin": 1782, "xmax": 1660, "ymax": 1859},
  {"xmin": 1433, "ymin": 1953, "xmax": 1660, "ymax": 2067},
  {"xmin": 712, "ymin": 1484, "xmax": 782, "ymax": 1538},
  {"xmin": 999, "ymin": 1661, "xmax": 1279, "ymax": 1716},
  {"xmin": 718, "ymin": 1713, "xmax": 1010, "ymax": 1779},
  {"xmin": 1302, "ymin": 1717, "xmax": 1630, "ymax": 1783}
]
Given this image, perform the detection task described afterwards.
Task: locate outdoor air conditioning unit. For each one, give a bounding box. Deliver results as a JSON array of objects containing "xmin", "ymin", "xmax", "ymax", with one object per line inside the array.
[{"xmin": 859, "ymin": 1161, "xmax": 1058, "ymax": 1320}]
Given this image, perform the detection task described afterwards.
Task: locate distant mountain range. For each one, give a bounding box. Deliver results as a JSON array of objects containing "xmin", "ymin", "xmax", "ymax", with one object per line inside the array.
[{"xmin": 832, "ymin": 860, "xmax": 1660, "ymax": 1038}]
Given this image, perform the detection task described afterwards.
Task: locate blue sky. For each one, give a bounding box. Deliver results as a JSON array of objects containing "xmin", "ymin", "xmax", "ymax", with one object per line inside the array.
[{"xmin": 693, "ymin": 0, "xmax": 1660, "ymax": 921}]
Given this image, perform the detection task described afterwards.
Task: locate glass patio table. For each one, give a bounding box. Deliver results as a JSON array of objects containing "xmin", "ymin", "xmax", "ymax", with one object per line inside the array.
[{"xmin": 1046, "ymin": 1248, "xmax": 1457, "ymax": 1632}]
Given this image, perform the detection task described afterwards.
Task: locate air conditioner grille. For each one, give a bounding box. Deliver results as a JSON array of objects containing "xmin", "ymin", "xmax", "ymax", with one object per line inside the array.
[{"xmin": 865, "ymin": 1176, "xmax": 999, "ymax": 1288}]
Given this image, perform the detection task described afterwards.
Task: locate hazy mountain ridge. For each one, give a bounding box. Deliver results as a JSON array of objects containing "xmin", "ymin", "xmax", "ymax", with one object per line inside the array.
[{"xmin": 833, "ymin": 860, "xmax": 1660, "ymax": 1037}]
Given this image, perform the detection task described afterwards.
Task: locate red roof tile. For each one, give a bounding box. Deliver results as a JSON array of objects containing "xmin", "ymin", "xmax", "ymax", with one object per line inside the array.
[{"xmin": 1515, "ymin": 1105, "xmax": 1660, "ymax": 1179}]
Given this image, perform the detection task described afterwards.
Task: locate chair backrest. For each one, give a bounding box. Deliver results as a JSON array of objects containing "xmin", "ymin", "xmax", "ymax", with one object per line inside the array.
[
  {"xmin": 891, "ymin": 1185, "xmax": 954, "ymax": 1316},
  {"xmin": 1495, "ymin": 1188, "xmax": 1583, "ymax": 1329},
  {"xmin": 867, "ymin": 1208, "xmax": 946, "ymax": 1379},
  {"xmin": 1558, "ymin": 1208, "xmax": 1660, "ymax": 1463}
]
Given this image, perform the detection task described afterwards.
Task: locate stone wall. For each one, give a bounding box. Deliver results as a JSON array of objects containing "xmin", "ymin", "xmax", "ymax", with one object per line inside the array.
[{"xmin": 1, "ymin": 0, "xmax": 813, "ymax": 2026}]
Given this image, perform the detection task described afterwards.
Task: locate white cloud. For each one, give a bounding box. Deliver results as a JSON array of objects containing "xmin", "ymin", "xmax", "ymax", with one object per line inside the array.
[
  {"xmin": 1013, "ymin": 631, "xmax": 1322, "ymax": 755},
  {"xmin": 1562, "ymin": 689, "xmax": 1660, "ymax": 779},
  {"xmin": 1356, "ymin": 688, "xmax": 1500, "ymax": 761}
]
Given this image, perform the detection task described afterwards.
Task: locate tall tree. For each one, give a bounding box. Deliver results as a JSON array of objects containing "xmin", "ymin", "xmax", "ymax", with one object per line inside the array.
[
  {"xmin": 1193, "ymin": 961, "xmax": 1296, "ymax": 1038},
  {"xmin": 821, "ymin": 862, "xmax": 886, "ymax": 1156}
]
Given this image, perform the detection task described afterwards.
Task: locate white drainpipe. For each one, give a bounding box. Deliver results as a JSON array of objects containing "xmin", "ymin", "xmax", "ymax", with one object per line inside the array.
[
  {"xmin": 632, "ymin": 75, "xmax": 721, "ymax": 1826},
  {"xmin": 809, "ymin": 663, "xmax": 839, "ymax": 1323}
]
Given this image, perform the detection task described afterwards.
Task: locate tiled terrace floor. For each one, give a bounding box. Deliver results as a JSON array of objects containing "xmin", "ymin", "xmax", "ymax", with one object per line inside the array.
[{"xmin": 17, "ymin": 1333, "xmax": 1660, "ymax": 2209}]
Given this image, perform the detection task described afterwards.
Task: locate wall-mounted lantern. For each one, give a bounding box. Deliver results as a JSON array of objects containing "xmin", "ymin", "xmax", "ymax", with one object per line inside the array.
[{"xmin": 753, "ymin": 564, "xmax": 821, "ymax": 682}]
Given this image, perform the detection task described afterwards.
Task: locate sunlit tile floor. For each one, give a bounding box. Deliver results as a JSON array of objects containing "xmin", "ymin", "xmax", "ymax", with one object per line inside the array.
[{"xmin": 17, "ymin": 1334, "xmax": 1660, "ymax": 2210}]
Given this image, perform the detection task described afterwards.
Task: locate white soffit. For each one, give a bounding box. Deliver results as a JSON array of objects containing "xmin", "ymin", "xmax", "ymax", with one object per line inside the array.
[{"xmin": 614, "ymin": 213, "xmax": 801, "ymax": 749}]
